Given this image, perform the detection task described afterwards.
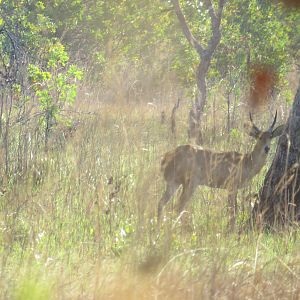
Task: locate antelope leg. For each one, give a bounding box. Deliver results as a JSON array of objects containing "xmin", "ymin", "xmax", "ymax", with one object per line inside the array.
[
  {"xmin": 176, "ymin": 180, "xmax": 197, "ymax": 215},
  {"xmin": 228, "ymin": 190, "xmax": 238, "ymax": 230},
  {"xmin": 157, "ymin": 182, "xmax": 179, "ymax": 221}
]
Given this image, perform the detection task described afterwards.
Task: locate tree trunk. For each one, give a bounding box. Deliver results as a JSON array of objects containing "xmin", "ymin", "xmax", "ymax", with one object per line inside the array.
[
  {"xmin": 196, "ymin": 57, "xmax": 210, "ymax": 112},
  {"xmin": 252, "ymin": 82, "xmax": 300, "ymax": 228},
  {"xmin": 188, "ymin": 58, "xmax": 210, "ymax": 143},
  {"xmin": 171, "ymin": 0, "xmax": 225, "ymax": 144}
]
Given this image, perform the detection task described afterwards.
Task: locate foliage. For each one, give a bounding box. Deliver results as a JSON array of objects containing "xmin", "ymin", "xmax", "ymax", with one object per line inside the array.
[
  {"xmin": 28, "ymin": 42, "xmax": 82, "ymax": 146},
  {"xmin": 170, "ymin": 0, "xmax": 297, "ymax": 95},
  {"xmin": 0, "ymin": 0, "xmax": 82, "ymax": 177},
  {"xmin": 1, "ymin": 0, "xmax": 297, "ymax": 90}
]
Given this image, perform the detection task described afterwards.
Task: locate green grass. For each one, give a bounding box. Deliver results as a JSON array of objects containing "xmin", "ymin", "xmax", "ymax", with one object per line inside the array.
[{"xmin": 1, "ymin": 101, "xmax": 300, "ymax": 299}]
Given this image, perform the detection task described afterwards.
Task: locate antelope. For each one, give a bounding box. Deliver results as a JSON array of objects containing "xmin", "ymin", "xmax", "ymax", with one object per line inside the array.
[{"xmin": 157, "ymin": 112, "xmax": 285, "ymax": 227}]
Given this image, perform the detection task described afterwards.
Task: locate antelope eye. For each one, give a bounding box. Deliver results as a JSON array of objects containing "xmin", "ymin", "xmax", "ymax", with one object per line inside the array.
[{"xmin": 264, "ymin": 145, "xmax": 270, "ymax": 154}]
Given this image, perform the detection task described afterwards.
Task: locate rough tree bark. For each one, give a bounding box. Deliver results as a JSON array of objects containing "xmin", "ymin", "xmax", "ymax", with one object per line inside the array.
[
  {"xmin": 252, "ymin": 82, "xmax": 300, "ymax": 228},
  {"xmin": 171, "ymin": 0, "xmax": 226, "ymax": 143}
]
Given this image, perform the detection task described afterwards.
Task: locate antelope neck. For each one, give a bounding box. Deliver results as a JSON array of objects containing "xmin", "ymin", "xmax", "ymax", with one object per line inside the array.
[{"xmin": 247, "ymin": 141, "xmax": 268, "ymax": 174}]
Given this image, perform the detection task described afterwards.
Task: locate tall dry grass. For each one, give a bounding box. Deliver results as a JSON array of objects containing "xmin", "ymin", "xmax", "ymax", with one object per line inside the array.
[{"xmin": 0, "ymin": 68, "xmax": 299, "ymax": 299}]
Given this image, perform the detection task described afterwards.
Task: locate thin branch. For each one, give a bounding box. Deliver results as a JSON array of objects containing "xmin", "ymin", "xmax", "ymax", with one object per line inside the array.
[
  {"xmin": 203, "ymin": 0, "xmax": 226, "ymax": 54},
  {"xmin": 171, "ymin": 0, "xmax": 204, "ymax": 56},
  {"xmin": 204, "ymin": 0, "xmax": 227, "ymax": 27},
  {"xmin": 203, "ymin": 0, "xmax": 218, "ymax": 28},
  {"xmin": 217, "ymin": 0, "xmax": 227, "ymax": 20}
]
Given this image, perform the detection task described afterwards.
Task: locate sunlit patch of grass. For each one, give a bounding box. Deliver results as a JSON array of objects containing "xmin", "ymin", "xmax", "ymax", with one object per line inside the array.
[{"xmin": 14, "ymin": 278, "xmax": 52, "ymax": 300}]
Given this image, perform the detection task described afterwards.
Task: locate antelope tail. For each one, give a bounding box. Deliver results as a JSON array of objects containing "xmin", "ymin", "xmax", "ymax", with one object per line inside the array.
[{"xmin": 160, "ymin": 150, "xmax": 175, "ymax": 173}]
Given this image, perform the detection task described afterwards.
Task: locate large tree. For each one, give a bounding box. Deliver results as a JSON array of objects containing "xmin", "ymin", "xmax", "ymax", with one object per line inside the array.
[{"xmin": 252, "ymin": 81, "xmax": 300, "ymax": 228}]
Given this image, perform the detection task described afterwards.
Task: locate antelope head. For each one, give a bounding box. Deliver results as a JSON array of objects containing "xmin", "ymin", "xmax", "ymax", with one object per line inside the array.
[{"xmin": 248, "ymin": 111, "xmax": 285, "ymax": 156}]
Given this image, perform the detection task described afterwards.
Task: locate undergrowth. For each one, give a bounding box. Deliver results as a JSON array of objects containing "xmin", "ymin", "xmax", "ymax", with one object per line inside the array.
[{"xmin": 1, "ymin": 97, "xmax": 299, "ymax": 300}]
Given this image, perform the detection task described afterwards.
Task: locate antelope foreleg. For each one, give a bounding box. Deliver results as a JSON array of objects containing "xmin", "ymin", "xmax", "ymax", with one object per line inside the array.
[{"xmin": 157, "ymin": 182, "xmax": 178, "ymax": 222}]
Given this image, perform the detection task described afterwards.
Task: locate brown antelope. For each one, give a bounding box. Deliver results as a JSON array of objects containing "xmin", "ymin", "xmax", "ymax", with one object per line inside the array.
[{"xmin": 158, "ymin": 112, "xmax": 285, "ymax": 227}]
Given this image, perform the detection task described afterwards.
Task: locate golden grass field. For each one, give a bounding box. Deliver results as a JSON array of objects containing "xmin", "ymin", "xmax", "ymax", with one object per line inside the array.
[{"xmin": 1, "ymin": 86, "xmax": 300, "ymax": 299}]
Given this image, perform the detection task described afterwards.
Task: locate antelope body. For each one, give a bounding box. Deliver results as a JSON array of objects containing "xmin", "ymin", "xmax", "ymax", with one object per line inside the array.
[{"xmin": 158, "ymin": 113, "xmax": 285, "ymax": 226}]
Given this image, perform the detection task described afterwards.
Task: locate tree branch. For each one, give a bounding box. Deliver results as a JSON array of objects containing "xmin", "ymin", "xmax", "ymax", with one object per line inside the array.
[
  {"xmin": 203, "ymin": 0, "xmax": 226, "ymax": 55},
  {"xmin": 203, "ymin": 0, "xmax": 218, "ymax": 28},
  {"xmin": 171, "ymin": 0, "xmax": 204, "ymax": 56},
  {"xmin": 217, "ymin": 0, "xmax": 227, "ymax": 20}
]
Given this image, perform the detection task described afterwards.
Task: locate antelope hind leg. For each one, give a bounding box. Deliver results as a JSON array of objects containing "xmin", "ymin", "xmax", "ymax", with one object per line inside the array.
[
  {"xmin": 228, "ymin": 190, "xmax": 238, "ymax": 230},
  {"xmin": 176, "ymin": 181, "xmax": 197, "ymax": 215}
]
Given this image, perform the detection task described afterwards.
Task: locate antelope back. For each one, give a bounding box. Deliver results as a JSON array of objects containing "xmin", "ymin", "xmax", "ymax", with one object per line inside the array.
[{"xmin": 161, "ymin": 145, "xmax": 201, "ymax": 183}]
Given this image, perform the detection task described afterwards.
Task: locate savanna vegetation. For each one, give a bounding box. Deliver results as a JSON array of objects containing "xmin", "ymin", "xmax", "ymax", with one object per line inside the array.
[{"xmin": 0, "ymin": 0, "xmax": 300, "ymax": 299}]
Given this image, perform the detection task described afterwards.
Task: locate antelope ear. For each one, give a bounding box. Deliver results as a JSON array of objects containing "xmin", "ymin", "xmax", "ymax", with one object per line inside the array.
[{"xmin": 272, "ymin": 124, "xmax": 285, "ymax": 138}]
